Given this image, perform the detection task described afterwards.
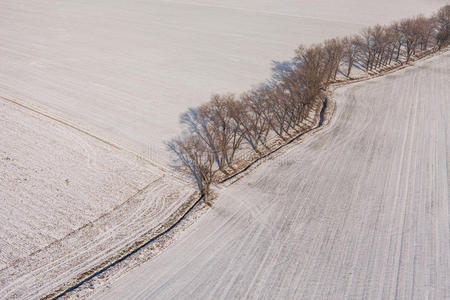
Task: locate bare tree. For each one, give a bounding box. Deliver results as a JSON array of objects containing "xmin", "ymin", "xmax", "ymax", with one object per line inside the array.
[
  {"xmin": 356, "ymin": 27, "xmax": 376, "ymax": 71},
  {"xmin": 322, "ymin": 38, "xmax": 344, "ymax": 82},
  {"xmin": 180, "ymin": 107, "xmax": 226, "ymax": 175},
  {"xmin": 276, "ymin": 68, "xmax": 311, "ymax": 131},
  {"xmin": 200, "ymin": 94, "xmax": 243, "ymax": 171},
  {"xmin": 234, "ymin": 92, "xmax": 271, "ymax": 155},
  {"xmin": 434, "ymin": 5, "xmax": 450, "ymax": 49},
  {"xmin": 399, "ymin": 18, "xmax": 421, "ymax": 62},
  {"xmin": 295, "ymin": 44, "xmax": 327, "ymax": 98},
  {"xmin": 371, "ymin": 25, "xmax": 385, "ymax": 69},
  {"xmin": 168, "ymin": 135, "xmax": 216, "ymax": 205},
  {"xmin": 384, "ymin": 25, "xmax": 398, "ymax": 65},
  {"xmin": 342, "ymin": 35, "xmax": 359, "ymax": 77},
  {"xmin": 416, "ymin": 16, "xmax": 434, "ymax": 51},
  {"xmin": 260, "ymin": 86, "xmax": 292, "ymax": 140},
  {"xmin": 224, "ymin": 96, "xmax": 245, "ymax": 163}
]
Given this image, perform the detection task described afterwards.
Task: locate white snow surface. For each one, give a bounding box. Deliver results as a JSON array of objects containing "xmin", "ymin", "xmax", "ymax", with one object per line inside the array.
[
  {"xmin": 96, "ymin": 53, "xmax": 450, "ymax": 299},
  {"xmin": 0, "ymin": 0, "xmax": 448, "ymax": 298},
  {"xmin": 0, "ymin": 0, "xmax": 445, "ymax": 165},
  {"xmin": 0, "ymin": 98, "xmax": 194, "ymax": 298}
]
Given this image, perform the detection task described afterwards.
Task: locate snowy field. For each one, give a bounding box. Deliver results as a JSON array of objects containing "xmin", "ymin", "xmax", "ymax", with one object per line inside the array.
[
  {"xmin": 0, "ymin": 0, "xmax": 447, "ymax": 298},
  {"xmin": 0, "ymin": 99, "xmax": 194, "ymax": 298},
  {"xmin": 0, "ymin": 0, "xmax": 445, "ymax": 165},
  {"xmin": 96, "ymin": 53, "xmax": 450, "ymax": 299}
]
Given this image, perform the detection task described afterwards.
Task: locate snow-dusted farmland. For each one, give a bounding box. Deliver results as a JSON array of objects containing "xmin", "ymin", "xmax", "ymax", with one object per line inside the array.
[
  {"xmin": 0, "ymin": 99, "xmax": 194, "ymax": 298},
  {"xmin": 0, "ymin": 0, "xmax": 444, "ymax": 164},
  {"xmin": 96, "ymin": 53, "xmax": 450, "ymax": 299},
  {"xmin": 0, "ymin": 0, "xmax": 447, "ymax": 298}
]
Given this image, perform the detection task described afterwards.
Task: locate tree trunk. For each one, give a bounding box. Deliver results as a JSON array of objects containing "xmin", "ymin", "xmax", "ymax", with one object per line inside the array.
[
  {"xmin": 346, "ymin": 58, "xmax": 353, "ymax": 77},
  {"xmin": 396, "ymin": 44, "xmax": 401, "ymax": 60},
  {"xmin": 203, "ymin": 185, "xmax": 211, "ymax": 206}
]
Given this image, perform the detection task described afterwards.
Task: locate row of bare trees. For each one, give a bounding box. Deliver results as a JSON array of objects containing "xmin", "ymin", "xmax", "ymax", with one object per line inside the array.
[
  {"xmin": 168, "ymin": 5, "xmax": 449, "ymax": 204},
  {"xmin": 345, "ymin": 6, "xmax": 450, "ymax": 75}
]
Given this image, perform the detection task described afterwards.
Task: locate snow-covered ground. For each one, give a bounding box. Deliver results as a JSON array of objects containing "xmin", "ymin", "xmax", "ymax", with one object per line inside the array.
[
  {"xmin": 95, "ymin": 52, "xmax": 450, "ymax": 299},
  {"xmin": 0, "ymin": 0, "xmax": 445, "ymax": 165},
  {"xmin": 0, "ymin": 0, "xmax": 447, "ymax": 298},
  {"xmin": 0, "ymin": 98, "xmax": 194, "ymax": 298}
]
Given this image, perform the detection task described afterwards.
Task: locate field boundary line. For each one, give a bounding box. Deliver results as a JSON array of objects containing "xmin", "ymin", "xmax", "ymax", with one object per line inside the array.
[{"xmin": 0, "ymin": 95, "xmax": 167, "ymax": 173}]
